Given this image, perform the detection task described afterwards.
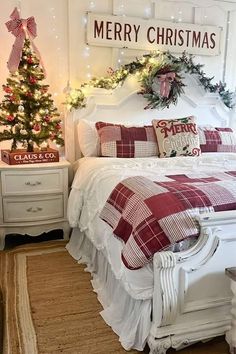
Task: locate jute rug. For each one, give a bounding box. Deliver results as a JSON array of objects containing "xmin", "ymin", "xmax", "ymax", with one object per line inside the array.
[{"xmin": 0, "ymin": 241, "xmax": 228, "ymax": 354}]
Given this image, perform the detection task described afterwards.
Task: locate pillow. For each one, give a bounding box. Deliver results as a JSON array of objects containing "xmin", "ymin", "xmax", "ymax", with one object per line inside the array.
[
  {"xmin": 198, "ymin": 126, "xmax": 236, "ymax": 152},
  {"xmin": 95, "ymin": 121, "xmax": 158, "ymax": 158},
  {"xmin": 152, "ymin": 116, "xmax": 201, "ymax": 158},
  {"xmin": 77, "ymin": 119, "xmax": 100, "ymax": 157}
]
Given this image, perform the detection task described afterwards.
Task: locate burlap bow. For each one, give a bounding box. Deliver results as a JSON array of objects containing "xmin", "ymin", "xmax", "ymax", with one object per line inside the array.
[
  {"xmin": 5, "ymin": 7, "xmax": 46, "ymax": 75},
  {"xmin": 158, "ymin": 72, "xmax": 176, "ymax": 98}
]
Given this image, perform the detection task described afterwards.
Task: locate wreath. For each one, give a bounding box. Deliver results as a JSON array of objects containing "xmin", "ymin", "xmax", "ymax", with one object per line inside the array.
[{"xmin": 139, "ymin": 57, "xmax": 185, "ymax": 109}]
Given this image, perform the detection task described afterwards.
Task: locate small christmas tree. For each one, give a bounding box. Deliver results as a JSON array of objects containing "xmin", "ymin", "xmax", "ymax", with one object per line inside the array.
[{"xmin": 0, "ymin": 38, "xmax": 64, "ymax": 152}]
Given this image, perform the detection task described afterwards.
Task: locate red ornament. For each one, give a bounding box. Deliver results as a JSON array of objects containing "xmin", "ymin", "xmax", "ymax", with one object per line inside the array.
[
  {"xmin": 6, "ymin": 115, "xmax": 14, "ymax": 122},
  {"xmin": 49, "ymin": 132, "xmax": 55, "ymax": 140},
  {"xmin": 41, "ymin": 86, "xmax": 48, "ymax": 93},
  {"xmin": 9, "ymin": 95, "xmax": 16, "ymax": 102},
  {"xmin": 27, "ymin": 56, "xmax": 33, "ymax": 64},
  {"xmin": 3, "ymin": 85, "xmax": 12, "ymax": 94},
  {"xmin": 29, "ymin": 76, "xmax": 37, "ymax": 84},
  {"xmin": 33, "ymin": 123, "xmax": 41, "ymax": 131},
  {"xmin": 44, "ymin": 115, "xmax": 50, "ymax": 122},
  {"xmin": 107, "ymin": 67, "xmax": 115, "ymax": 75},
  {"xmin": 27, "ymin": 91, "xmax": 33, "ymax": 97},
  {"xmin": 55, "ymin": 123, "xmax": 61, "ymax": 130}
]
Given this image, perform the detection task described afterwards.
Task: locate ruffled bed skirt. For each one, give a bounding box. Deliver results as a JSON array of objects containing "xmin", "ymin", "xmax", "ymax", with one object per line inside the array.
[{"xmin": 66, "ymin": 228, "xmax": 152, "ymax": 351}]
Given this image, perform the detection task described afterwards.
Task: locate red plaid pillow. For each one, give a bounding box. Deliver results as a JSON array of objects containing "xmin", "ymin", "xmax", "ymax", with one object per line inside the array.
[
  {"xmin": 198, "ymin": 126, "xmax": 236, "ymax": 152},
  {"xmin": 95, "ymin": 122, "xmax": 158, "ymax": 158}
]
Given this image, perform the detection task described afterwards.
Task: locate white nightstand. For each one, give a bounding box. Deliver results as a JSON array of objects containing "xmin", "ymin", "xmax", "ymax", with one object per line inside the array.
[{"xmin": 0, "ymin": 159, "xmax": 70, "ymax": 249}]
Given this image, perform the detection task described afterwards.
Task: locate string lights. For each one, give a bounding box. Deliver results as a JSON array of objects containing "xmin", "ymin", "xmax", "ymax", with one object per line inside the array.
[
  {"xmin": 89, "ymin": 1, "xmax": 95, "ymax": 10},
  {"xmin": 16, "ymin": 0, "xmax": 21, "ymax": 13},
  {"xmin": 144, "ymin": 6, "xmax": 152, "ymax": 19},
  {"xmin": 48, "ymin": 5, "xmax": 66, "ymax": 117}
]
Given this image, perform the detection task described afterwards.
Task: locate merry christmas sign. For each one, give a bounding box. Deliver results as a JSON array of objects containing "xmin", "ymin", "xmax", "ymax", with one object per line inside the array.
[{"xmin": 87, "ymin": 13, "xmax": 221, "ymax": 56}]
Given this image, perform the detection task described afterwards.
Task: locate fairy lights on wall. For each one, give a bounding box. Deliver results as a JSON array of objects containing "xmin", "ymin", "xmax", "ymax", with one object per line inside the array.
[
  {"xmin": 16, "ymin": 0, "xmax": 21, "ymax": 13},
  {"xmin": 67, "ymin": 0, "xmax": 236, "ymax": 96},
  {"xmin": 3, "ymin": 0, "xmax": 233, "ymax": 114},
  {"xmin": 49, "ymin": 6, "xmax": 64, "ymax": 112},
  {"xmin": 89, "ymin": 1, "xmax": 96, "ymax": 10},
  {"xmin": 144, "ymin": 6, "xmax": 152, "ymax": 19},
  {"xmin": 81, "ymin": 0, "xmax": 100, "ymax": 80}
]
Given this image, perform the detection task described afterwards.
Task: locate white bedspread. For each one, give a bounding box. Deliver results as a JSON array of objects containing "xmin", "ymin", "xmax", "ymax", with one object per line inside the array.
[{"xmin": 67, "ymin": 153, "xmax": 236, "ymax": 300}]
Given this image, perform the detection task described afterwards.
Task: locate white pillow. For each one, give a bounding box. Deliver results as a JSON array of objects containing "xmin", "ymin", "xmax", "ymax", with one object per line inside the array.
[{"xmin": 77, "ymin": 119, "xmax": 100, "ymax": 156}]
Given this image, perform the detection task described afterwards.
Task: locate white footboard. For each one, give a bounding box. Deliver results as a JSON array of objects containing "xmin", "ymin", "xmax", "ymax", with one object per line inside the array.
[{"xmin": 148, "ymin": 210, "xmax": 236, "ymax": 354}]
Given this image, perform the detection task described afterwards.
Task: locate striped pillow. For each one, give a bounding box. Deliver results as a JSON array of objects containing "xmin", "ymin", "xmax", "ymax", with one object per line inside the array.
[
  {"xmin": 198, "ymin": 126, "xmax": 236, "ymax": 152},
  {"xmin": 95, "ymin": 122, "xmax": 158, "ymax": 158}
]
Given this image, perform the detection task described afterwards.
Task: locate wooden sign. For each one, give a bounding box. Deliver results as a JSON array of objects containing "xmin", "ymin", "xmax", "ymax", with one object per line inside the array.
[
  {"xmin": 1, "ymin": 148, "xmax": 59, "ymax": 165},
  {"xmin": 87, "ymin": 13, "xmax": 221, "ymax": 56}
]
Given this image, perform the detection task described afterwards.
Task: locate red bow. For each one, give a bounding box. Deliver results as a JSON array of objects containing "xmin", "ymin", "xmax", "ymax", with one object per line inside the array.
[
  {"xmin": 5, "ymin": 8, "xmax": 46, "ymax": 75},
  {"xmin": 158, "ymin": 72, "xmax": 176, "ymax": 98}
]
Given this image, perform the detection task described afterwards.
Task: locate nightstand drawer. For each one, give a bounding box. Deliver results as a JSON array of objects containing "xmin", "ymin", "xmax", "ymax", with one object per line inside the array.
[
  {"xmin": 1, "ymin": 169, "xmax": 64, "ymax": 196},
  {"xmin": 3, "ymin": 195, "xmax": 64, "ymax": 222}
]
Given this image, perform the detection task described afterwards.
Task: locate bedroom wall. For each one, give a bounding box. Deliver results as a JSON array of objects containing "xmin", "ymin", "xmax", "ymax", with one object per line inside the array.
[
  {"xmin": 0, "ymin": 0, "xmax": 236, "ymax": 111},
  {"xmin": 68, "ymin": 0, "xmax": 236, "ymax": 90}
]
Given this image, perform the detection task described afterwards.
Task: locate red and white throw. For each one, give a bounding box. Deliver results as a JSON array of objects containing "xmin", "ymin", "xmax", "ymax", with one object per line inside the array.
[{"xmin": 100, "ymin": 171, "xmax": 236, "ymax": 269}]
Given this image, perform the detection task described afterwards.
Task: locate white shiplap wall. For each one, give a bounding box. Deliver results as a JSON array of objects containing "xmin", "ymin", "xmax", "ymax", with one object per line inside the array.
[{"xmin": 0, "ymin": 0, "xmax": 236, "ymax": 106}]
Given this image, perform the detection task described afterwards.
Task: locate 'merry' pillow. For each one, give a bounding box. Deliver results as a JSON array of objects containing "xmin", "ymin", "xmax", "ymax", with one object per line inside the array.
[
  {"xmin": 152, "ymin": 116, "xmax": 201, "ymax": 158},
  {"xmin": 95, "ymin": 121, "xmax": 158, "ymax": 158}
]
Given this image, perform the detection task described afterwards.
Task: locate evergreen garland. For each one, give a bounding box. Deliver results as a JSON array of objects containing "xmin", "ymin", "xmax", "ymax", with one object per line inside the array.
[{"xmin": 66, "ymin": 51, "xmax": 235, "ymax": 111}]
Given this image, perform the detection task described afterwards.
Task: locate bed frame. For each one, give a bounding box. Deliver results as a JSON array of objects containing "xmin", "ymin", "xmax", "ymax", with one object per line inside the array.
[{"xmin": 65, "ymin": 74, "xmax": 236, "ymax": 353}]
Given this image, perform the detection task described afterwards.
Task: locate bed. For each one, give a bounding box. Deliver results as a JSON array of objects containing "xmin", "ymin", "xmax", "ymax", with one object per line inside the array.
[{"xmin": 65, "ymin": 74, "xmax": 236, "ymax": 353}]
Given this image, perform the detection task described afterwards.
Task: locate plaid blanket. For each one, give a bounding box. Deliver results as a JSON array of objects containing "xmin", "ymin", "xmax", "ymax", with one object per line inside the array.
[{"xmin": 100, "ymin": 171, "xmax": 236, "ymax": 269}]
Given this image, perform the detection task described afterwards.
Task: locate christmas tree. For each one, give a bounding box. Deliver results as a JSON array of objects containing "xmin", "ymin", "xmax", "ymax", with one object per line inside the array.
[{"xmin": 0, "ymin": 38, "xmax": 64, "ymax": 152}]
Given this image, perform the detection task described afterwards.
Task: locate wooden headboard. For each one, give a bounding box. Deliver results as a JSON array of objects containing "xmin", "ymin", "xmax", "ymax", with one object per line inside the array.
[{"xmin": 65, "ymin": 74, "xmax": 235, "ymax": 164}]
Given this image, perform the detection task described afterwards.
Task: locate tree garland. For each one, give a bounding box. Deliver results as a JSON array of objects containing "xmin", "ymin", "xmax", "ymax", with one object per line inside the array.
[{"xmin": 65, "ymin": 51, "xmax": 235, "ymax": 111}]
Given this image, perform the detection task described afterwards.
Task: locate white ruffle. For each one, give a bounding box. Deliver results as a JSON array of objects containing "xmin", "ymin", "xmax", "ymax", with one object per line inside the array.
[{"xmin": 66, "ymin": 230, "xmax": 151, "ymax": 351}]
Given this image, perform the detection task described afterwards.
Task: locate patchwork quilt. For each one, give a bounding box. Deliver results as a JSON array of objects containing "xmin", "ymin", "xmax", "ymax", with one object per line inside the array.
[{"xmin": 100, "ymin": 171, "xmax": 236, "ymax": 269}]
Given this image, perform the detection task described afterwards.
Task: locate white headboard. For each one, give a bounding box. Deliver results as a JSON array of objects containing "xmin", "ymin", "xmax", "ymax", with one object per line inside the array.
[{"xmin": 65, "ymin": 74, "xmax": 235, "ymax": 164}]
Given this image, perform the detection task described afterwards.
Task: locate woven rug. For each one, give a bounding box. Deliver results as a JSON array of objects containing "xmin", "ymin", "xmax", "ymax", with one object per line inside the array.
[{"xmin": 0, "ymin": 241, "xmax": 228, "ymax": 354}]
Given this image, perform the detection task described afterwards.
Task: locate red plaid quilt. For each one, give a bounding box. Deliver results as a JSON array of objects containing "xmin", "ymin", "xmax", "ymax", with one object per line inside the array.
[{"xmin": 100, "ymin": 171, "xmax": 236, "ymax": 269}]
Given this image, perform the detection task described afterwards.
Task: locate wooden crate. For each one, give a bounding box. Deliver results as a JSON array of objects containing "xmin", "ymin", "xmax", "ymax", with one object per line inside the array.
[{"xmin": 1, "ymin": 148, "xmax": 59, "ymax": 165}]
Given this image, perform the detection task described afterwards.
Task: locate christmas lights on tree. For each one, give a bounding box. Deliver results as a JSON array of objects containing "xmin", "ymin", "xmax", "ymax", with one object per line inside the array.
[{"xmin": 0, "ymin": 8, "xmax": 64, "ymax": 152}]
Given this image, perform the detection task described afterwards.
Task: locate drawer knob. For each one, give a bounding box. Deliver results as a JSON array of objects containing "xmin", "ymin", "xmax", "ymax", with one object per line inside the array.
[
  {"xmin": 26, "ymin": 207, "xmax": 43, "ymax": 213},
  {"xmin": 25, "ymin": 181, "xmax": 42, "ymax": 186}
]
